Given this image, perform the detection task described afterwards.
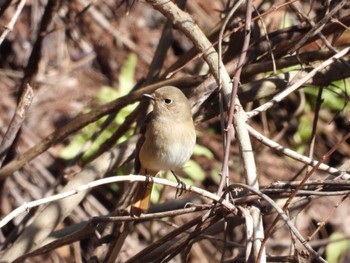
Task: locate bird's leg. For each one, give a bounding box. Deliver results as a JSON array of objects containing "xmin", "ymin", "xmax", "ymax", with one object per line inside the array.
[
  {"xmin": 171, "ymin": 170, "xmax": 186, "ymax": 198},
  {"xmin": 145, "ymin": 169, "xmax": 154, "ymax": 189}
]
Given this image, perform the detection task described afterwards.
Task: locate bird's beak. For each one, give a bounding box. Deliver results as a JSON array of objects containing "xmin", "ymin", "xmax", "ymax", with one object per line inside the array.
[{"xmin": 143, "ymin": 93, "xmax": 155, "ymax": 100}]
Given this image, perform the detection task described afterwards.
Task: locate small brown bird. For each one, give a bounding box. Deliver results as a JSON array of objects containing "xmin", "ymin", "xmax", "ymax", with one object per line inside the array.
[{"xmin": 131, "ymin": 86, "xmax": 196, "ymax": 216}]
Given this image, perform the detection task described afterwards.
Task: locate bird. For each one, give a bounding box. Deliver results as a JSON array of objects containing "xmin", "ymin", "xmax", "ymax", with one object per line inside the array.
[{"xmin": 131, "ymin": 86, "xmax": 196, "ymax": 216}]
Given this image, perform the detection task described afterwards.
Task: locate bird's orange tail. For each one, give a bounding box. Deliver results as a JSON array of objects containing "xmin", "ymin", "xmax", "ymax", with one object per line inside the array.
[{"xmin": 131, "ymin": 181, "xmax": 154, "ymax": 216}]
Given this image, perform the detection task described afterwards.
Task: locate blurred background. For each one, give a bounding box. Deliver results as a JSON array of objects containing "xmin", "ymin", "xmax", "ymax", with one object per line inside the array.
[{"xmin": 0, "ymin": 0, "xmax": 350, "ymax": 262}]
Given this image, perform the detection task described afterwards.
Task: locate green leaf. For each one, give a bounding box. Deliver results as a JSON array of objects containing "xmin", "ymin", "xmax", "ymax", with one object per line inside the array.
[
  {"xmin": 59, "ymin": 134, "xmax": 89, "ymax": 159},
  {"xmin": 293, "ymin": 115, "xmax": 313, "ymax": 147},
  {"xmin": 304, "ymin": 78, "xmax": 350, "ymax": 113},
  {"xmin": 96, "ymin": 86, "xmax": 118, "ymax": 103},
  {"xmin": 193, "ymin": 144, "xmax": 213, "ymax": 158},
  {"xmin": 322, "ymin": 88, "xmax": 347, "ymax": 111},
  {"xmin": 210, "ymin": 163, "xmax": 222, "ymax": 185},
  {"xmin": 119, "ymin": 53, "xmax": 137, "ymax": 95},
  {"xmin": 182, "ymin": 159, "xmax": 206, "ymax": 182},
  {"xmin": 326, "ymin": 232, "xmax": 350, "ymax": 263},
  {"xmin": 280, "ymin": 12, "xmax": 292, "ymax": 29},
  {"xmin": 60, "ymin": 53, "xmax": 138, "ymax": 161},
  {"xmin": 151, "ymin": 184, "xmax": 160, "ymax": 203}
]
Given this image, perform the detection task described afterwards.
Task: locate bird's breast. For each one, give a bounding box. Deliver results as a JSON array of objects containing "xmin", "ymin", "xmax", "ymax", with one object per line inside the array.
[{"xmin": 139, "ymin": 118, "xmax": 196, "ymax": 172}]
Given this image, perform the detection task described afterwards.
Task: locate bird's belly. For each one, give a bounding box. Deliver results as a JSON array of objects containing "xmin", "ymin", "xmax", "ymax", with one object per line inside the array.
[{"xmin": 139, "ymin": 126, "xmax": 195, "ymax": 172}]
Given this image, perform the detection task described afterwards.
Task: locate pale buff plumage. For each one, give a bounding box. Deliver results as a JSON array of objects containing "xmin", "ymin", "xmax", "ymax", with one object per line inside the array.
[{"xmin": 131, "ymin": 86, "xmax": 196, "ymax": 216}]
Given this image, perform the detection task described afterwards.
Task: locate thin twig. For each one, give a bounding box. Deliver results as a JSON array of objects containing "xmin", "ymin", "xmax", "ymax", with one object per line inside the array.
[
  {"xmin": 0, "ymin": 76, "xmax": 203, "ymax": 180},
  {"xmin": 0, "ymin": 0, "xmax": 26, "ymax": 46},
  {"xmin": 223, "ymin": 1, "xmax": 266, "ymax": 261},
  {"xmin": 216, "ymin": 0, "xmax": 245, "ymax": 196},
  {"xmin": 289, "ymin": 0, "xmax": 348, "ymax": 53},
  {"xmin": 231, "ymin": 183, "xmax": 327, "ymax": 263},
  {"xmin": 308, "ymin": 194, "xmax": 349, "ymax": 241},
  {"xmin": 253, "ymin": 4, "xmax": 276, "ymax": 74},
  {"xmin": 77, "ymin": 0, "xmax": 153, "ymax": 64},
  {"xmin": 0, "ymin": 175, "xmax": 237, "ymax": 229},
  {"xmin": 161, "ymin": 0, "xmax": 300, "ymax": 79},
  {"xmin": 126, "ymin": 210, "xmax": 224, "ymax": 262},
  {"xmin": 216, "ymin": 4, "xmax": 246, "ymax": 260},
  {"xmin": 258, "ymin": 132, "xmax": 350, "ymax": 262},
  {"xmin": 19, "ymin": 0, "xmax": 61, "ymax": 95},
  {"xmin": 91, "ymin": 206, "xmax": 208, "ymax": 223},
  {"xmin": 0, "ymin": 84, "xmax": 33, "ymax": 167},
  {"xmin": 247, "ymin": 125, "xmax": 350, "ymax": 178},
  {"xmin": 246, "ymin": 46, "xmax": 350, "ymax": 118},
  {"xmin": 308, "ymin": 86, "xmax": 323, "ymax": 170},
  {"xmin": 145, "ymin": 2, "xmax": 263, "ymax": 261}
]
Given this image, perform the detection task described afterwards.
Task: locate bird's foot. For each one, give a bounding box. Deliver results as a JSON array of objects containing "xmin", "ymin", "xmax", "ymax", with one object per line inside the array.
[{"xmin": 171, "ymin": 170, "xmax": 187, "ymax": 198}]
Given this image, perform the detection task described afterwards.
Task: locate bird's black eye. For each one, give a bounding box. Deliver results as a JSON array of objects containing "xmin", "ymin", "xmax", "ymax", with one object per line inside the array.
[{"xmin": 164, "ymin": 98, "xmax": 172, "ymax": 104}]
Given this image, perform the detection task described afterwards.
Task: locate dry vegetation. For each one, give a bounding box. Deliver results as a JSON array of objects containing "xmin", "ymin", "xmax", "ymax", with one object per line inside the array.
[{"xmin": 0, "ymin": 0, "xmax": 350, "ymax": 262}]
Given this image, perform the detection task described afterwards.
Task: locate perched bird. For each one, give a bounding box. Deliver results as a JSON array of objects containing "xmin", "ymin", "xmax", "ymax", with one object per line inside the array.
[{"xmin": 131, "ymin": 86, "xmax": 196, "ymax": 216}]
